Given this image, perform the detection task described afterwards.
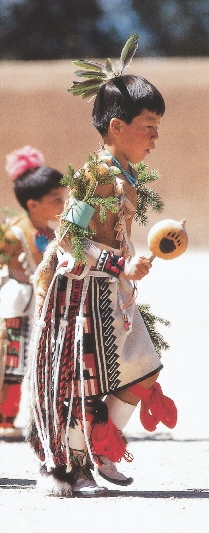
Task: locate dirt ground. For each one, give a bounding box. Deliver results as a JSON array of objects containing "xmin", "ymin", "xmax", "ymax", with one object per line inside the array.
[
  {"xmin": 1, "ymin": 248, "xmax": 209, "ymax": 533},
  {"xmin": 0, "ymin": 436, "xmax": 209, "ymax": 533}
]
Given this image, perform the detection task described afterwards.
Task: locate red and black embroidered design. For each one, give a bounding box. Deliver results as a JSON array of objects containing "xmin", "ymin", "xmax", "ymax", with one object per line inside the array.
[
  {"xmin": 34, "ymin": 275, "xmax": 85, "ymax": 466},
  {"xmin": 84, "ymin": 277, "xmax": 121, "ymax": 394},
  {"xmin": 5, "ymin": 316, "xmax": 29, "ymax": 379},
  {"xmin": 96, "ymin": 250, "xmax": 125, "ymax": 277}
]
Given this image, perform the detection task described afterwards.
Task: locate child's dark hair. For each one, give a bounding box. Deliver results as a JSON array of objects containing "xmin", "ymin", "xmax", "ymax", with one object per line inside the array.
[
  {"xmin": 92, "ymin": 75, "xmax": 165, "ymax": 136},
  {"xmin": 13, "ymin": 166, "xmax": 63, "ymax": 211}
]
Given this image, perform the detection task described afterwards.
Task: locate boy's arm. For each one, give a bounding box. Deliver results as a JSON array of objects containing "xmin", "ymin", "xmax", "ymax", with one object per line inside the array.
[
  {"xmin": 120, "ymin": 256, "xmax": 152, "ymax": 280},
  {"xmin": 84, "ymin": 239, "xmax": 152, "ymax": 281}
]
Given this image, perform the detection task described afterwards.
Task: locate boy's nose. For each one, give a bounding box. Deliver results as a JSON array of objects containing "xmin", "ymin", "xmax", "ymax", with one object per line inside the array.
[{"xmin": 152, "ymin": 128, "xmax": 159, "ymax": 140}]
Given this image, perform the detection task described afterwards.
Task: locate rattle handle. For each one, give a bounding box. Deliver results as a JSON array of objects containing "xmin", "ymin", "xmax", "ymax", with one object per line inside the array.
[{"xmin": 145, "ymin": 252, "xmax": 156, "ymax": 262}]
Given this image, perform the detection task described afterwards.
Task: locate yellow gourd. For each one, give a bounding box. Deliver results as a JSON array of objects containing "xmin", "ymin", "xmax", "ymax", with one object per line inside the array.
[{"xmin": 148, "ymin": 218, "xmax": 188, "ymax": 260}]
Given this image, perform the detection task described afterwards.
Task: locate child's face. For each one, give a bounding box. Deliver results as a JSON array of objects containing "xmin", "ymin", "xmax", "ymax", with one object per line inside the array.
[
  {"xmin": 113, "ymin": 109, "xmax": 162, "ymax": 165},
  {"xmin": 33, "ymin": 186, "xmax": 66, "ymax": 222}
]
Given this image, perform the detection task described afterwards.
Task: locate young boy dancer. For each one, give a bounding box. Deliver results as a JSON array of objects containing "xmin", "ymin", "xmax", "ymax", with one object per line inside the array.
[
  {"xmin": 27, "ymin": 35, "xmax": 177, "ymax": 497},
  {"xmin": 0, "ymin": 146, "xmax": 66, "ymax": 434}
]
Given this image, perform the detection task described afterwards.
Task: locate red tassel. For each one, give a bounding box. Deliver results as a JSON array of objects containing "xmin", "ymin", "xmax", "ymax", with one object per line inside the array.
[
  {"xmin": 90, "ymin": 416, "xmax": 127, "ymax": 462},
  {"xmin": 129, "ymin": 382, "xmax": 177, "ymax": 432}
]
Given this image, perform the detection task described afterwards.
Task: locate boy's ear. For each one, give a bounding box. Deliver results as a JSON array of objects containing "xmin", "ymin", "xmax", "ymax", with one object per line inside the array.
[
  {"xmin": 26, "ymin": 198, "xmax": 39, "ymax": 212},
  {"xmin": 109, "ymin": 117, "xmax": 122, "ymax": 136}
]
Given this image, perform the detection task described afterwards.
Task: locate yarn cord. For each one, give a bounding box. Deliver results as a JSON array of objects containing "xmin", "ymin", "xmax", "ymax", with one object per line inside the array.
[{"xmin": 76, "ymin": 276, "xmax": 96, "ymax": 467}]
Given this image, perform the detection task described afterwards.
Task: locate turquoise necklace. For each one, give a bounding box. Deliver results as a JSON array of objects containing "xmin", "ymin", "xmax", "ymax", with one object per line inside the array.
[{"xmin": 104, "ymin": 151, "xmax": 137, "ymax": 187}]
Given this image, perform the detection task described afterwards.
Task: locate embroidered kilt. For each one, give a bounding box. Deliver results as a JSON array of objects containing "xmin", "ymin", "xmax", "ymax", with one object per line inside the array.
[{"xmin": 55, "ymin": 273, "xmax": 163, "ymax": 400}]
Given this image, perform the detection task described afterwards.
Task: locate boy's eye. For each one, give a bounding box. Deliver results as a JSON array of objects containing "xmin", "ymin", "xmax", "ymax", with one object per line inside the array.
[
  {"xmin": 147, "ymin": 126, "xmax": 159, "ymax": 132},
  {"xmin": 53, "ymin": 197, "xmax": 65, "ymax": 204}
]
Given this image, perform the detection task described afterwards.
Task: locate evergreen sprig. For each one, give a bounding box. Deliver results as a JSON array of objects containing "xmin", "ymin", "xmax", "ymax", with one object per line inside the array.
[
  {"xmin": 60, "ymin": 157, "xmax": 165, "ymax": 265},
  {"xmin": 0, "ymin": 252, "xmax": 12, "ymax": 264},
  {"xmin": 134, "ymin": 162, "xmax": 164, "ymax": 225},
  {"xmin": 65, "ymin": 224, "xmax": 96, "ymax": 264},
  {"xmin": 138, "ymin": 303, "xmax": 170, "ymax": 356},
  {"xmin": 0, "ymin": 224, "xmax": 6, "ymax": 243},
  {"xmin": 60, "ymin": 153, "xmax": 120, "ymax": 203},
  {"xmin": 61, "ymin": 164, "xmax": 87, "ymax": 201},
  {"xmin": 89, "ymin": 197, "xmax": 118, "ymax": 222},
  {"xmin": 60, "ymin": 154, "xmax": 120, "ymax": 263}
]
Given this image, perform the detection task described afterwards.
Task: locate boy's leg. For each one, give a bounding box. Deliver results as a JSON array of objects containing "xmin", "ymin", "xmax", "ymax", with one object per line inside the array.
[
  {"xmin": 107, "ymin": 371, "xmax": 177, "ymax": 432},
  {"xmin": 100, "ymin": 373, "xmax": 158, "ymax": 483},
  {"xmin": 38, "ymin": 406, "xmax": 107, "ymax": 497},
  {"xmin": 68, "ymin": 399, "xmax": 133, "ymax": 489},
  {"xmin": 67, "ymin": 415, "xmax": 107, "ymax": 496},
  {"xmin": 115, "ymin": 372, "xmax": 177, "ymax": 432},
  {"xmin": 103, "ymin": 372, "xmax": 177, "ymax": 483}
]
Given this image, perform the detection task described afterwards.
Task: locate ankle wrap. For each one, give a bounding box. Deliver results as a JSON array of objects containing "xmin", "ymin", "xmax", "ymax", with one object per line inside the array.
[
  {"xmin": 86, "ymin": 412, "xmax": 128, "ymax": 463},
  {"xmin": 128, "ymin": 382, "xmax": 177, "ymax": 431}
]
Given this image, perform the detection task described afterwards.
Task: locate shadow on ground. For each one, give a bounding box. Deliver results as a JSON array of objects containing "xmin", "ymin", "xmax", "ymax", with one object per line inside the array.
[{"xmin": 0, "ymin": 478, "xmax": 209, "ymax": 499}]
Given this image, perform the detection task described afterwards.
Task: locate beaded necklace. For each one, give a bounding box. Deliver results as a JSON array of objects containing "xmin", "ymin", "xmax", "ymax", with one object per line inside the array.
[{"xmin": 104, "ymin": 151, "xmax": 137, "ymax": 187}]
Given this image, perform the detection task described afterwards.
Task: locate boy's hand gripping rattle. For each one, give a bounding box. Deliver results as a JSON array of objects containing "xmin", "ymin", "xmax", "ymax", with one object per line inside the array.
[{"xmin": 147, "ymin": 218, "xmax": 188, "ymax": 261}]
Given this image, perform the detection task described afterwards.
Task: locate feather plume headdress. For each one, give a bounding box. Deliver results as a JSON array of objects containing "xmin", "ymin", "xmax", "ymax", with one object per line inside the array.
[{"xmin": 68, "ymin": 34, "xmax": 138, "ymax": 100}]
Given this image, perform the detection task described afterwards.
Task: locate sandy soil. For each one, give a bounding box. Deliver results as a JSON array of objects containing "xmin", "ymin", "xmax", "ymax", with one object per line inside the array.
[{"xmin": 0, "ymin": 437, "xmax": 209, "ymax": 533}]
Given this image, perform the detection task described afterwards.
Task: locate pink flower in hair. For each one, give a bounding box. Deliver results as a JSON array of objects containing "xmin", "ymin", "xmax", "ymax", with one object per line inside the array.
[{"xmin": 5, "ymin": 145, "xmax": 45, "ymax": 180}]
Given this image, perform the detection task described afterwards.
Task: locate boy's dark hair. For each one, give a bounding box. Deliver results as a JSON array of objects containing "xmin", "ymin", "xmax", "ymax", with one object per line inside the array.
[
  {"xmin": 13, "ymin": 166, "xmax": 63, "ymax": 211},
  {"xmin": 92, "ymin": 75, "xmax": 165, "ymax": 136}
]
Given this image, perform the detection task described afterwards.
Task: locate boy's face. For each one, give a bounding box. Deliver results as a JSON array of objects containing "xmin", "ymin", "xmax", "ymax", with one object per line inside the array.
[
  {"xmin": 112, "ymin": 109, "xmax": 162, "ymax": 166},
  {"xmin": 30, "ymin": 186, "xmax": 66, "ymax": 222}
]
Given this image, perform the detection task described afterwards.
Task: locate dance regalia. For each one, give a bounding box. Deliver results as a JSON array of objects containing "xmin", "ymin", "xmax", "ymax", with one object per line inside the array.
[
  {"xmin": 0, "ymin": 216, "xmax": 52, "ymax": 426},
  {"xmin": 29, "ymin": 168, "xmax": 163, "ymax": 469}
]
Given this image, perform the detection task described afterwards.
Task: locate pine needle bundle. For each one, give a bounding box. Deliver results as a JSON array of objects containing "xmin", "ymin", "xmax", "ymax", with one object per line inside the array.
[
  {"xmin": 138, "ymin": 303, "xmax": 170, "ymax": 356},
  {"xmin": 134, "ymin": 162, "xmax": 164, "ymax": 225}
]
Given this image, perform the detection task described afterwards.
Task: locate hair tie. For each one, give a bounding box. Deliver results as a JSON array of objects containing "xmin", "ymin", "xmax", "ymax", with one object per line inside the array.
[
  {"xmin": 5, "ymin": 145, "xmax": 44, "ymax": 180},
  {"xmin": 112, "ymin": 76, "xmax": 134, "ymax": 105}
]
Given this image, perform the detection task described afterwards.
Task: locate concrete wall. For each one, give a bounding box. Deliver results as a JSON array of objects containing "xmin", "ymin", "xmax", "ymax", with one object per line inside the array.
[{"xmin": 0, "ymin": 59, "xmax": 208, "ymax": 247}]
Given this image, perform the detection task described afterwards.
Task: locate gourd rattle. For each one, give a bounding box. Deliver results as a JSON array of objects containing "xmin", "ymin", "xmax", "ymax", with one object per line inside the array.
[{"xmin": 147, "ymin": 218, "xmax": 188, "ymax": 261}]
